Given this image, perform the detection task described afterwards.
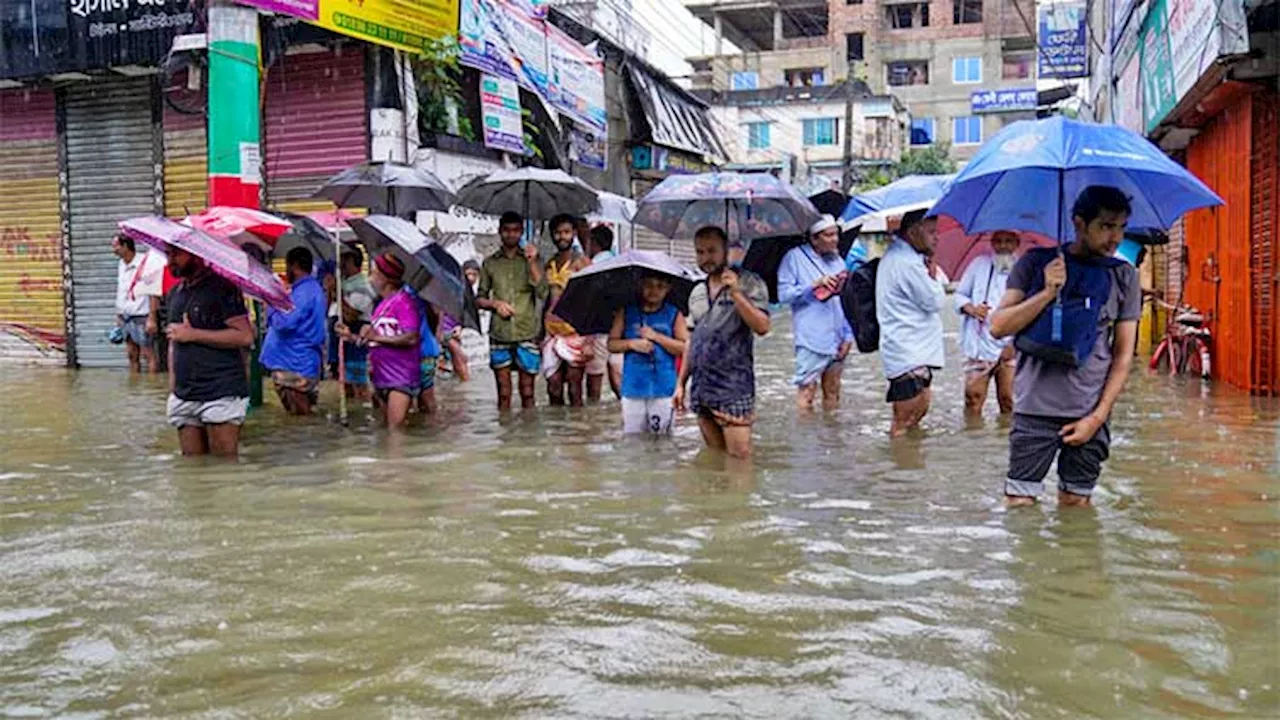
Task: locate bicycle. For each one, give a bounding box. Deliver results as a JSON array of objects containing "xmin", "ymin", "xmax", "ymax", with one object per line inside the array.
[{"xmin": 1148, "ymin": 297, "xmax": 1212, "ymax": 380}]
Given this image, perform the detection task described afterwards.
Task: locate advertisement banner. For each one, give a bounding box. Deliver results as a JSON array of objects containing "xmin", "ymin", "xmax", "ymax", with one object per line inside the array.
[
  {"xmin": 971, "ymin": 88, "xmax": 1038, "ymax": 113},
  {"xmin": 459, "ymin": 0, "xmax": 548, "ymax": 97},
  {"xmin": 1139, "ymin": 0, "xmax": 1175, "ymax": 132},
  {"xmin": 1116, "ymin": 55, "xmax": 1144, "ymax": 133},
  {"xmin": 480, "ymin": 74, "xmax": 527, "ymax": 155},
  {"xmin": 547, "ymin": 24, "xmax": 606, "ymax": 131},
  {"xmin": 238, "ymin": 0, "xmax": 458, "ymax": 53},
  {"xmin": 568, "ymin": 123, "xmax": 606, "ymax": 170},
  {"xmin": 1038, "ymin": 0, "xmax": 1089, "ymax": 79}
]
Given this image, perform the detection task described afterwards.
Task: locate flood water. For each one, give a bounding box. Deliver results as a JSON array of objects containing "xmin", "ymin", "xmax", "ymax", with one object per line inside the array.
[{"xmin": 2, "ymin": 314, "xmax": 1278, "ymax": 719}]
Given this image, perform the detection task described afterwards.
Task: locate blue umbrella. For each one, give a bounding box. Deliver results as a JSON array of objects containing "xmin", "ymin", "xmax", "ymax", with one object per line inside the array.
[
  {"xmin": 634, "ymin": 172, "xmax": 820, "ymax": 242},
  {"xmin": 839, "ymin": 174, "xmax": 956, "ymax": 226},
  {"xmin": 928, "ymin": 116, "xmax": 1223, "ymax": 240}
]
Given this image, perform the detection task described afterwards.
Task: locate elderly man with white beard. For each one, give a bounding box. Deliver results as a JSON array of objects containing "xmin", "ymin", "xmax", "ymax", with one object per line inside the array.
[{"xmin": 954, "ymin": 230, "xmax": 1020, "ymax": 417}]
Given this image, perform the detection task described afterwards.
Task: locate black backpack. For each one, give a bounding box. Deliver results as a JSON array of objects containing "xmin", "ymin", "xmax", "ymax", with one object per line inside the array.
[{"xmin": 840, "ymin": 258, "xmax": 880, "ymax": 353}]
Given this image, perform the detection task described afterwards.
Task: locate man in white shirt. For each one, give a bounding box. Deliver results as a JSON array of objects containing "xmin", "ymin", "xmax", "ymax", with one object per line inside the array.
[
  {"xmin": 954, "ymin": 231, "xmax": 1019, "ymax": 417},
  {"xmin": 875, "ymin": 210, "xmax": 945, "ymax": 437},
  {"xmin": 113, "ymin": 235, "xmax": 163, "ymax": 374}
]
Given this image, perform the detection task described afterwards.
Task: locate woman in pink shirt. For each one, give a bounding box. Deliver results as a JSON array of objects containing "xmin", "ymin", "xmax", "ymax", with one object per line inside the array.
[{"xmin": 338, "ymin": 253, "xmax": 420, "ymax": 428}]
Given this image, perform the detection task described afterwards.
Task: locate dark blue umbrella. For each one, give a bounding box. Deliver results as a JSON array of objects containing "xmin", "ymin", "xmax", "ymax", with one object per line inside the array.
[
  {"xmin": 635, "ymin": 172, "xmax": 820, "ymax": 242},
  {"xmin": 839, "ymin": 174, "xmax": 956, "ymax": 226},
  {"xmin": 928, "ymin": 116, "xmax": 1222, "ymax": 239}
]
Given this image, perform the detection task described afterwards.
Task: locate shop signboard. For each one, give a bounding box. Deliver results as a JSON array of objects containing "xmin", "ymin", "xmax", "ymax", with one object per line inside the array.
[
  {"xmin": 1038, "ymin": 0, "xmax": 1088, "ymax": 79},
  {"xmin": 459, "ymin": 0, "xmax": 548, "ymax": 98},
  {"xmin": 238, "ymin": 0, "xmax": 458, "ymax": 53},
  {"xmin": 1139, "ymin": 0, "xmax": 1176, "ymax": 131},
  {"xmin": 971, "ymin": 87, "xmax": 1038, "ymax": 113},
  {"xmin": 547, "ymin": 23, "xmax": 606, "ymax": 131}
]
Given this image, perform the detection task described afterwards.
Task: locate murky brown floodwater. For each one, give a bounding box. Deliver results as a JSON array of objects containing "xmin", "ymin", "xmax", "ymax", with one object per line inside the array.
[{"xmin": 2, "ymin": 313, "xmax": 1278, "ymax": 718}]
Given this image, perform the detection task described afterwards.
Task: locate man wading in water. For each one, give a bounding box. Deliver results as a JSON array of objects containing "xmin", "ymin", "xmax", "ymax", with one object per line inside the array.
[
  {"xmin": 674, "ymin": 226, "xmax": 771, "ymax": 459},
  {"xmin": 476, "ymin": 212, "xmax": 548, "ymax": 411},
  {"xmin": 990, "ymin": 186, "xmax": 1141, "ymax": 508}
]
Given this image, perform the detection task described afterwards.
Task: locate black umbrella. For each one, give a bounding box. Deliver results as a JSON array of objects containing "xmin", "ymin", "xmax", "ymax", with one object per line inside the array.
[
  {"xmin": 270, "ymin": 211, "xmax": 338, "ymax": 261},
  {"xmin": 312, "ymin": 161, "xmax": 457, "ymax": 216},
  {"xmin": 809, "ymin": 188, "xmax": 850, "ymax": 217},
  {"xmin": 742, "ymin": 230, "xmax": 859, "ymax": 304},
  {"xmin": 454, "ymin": 167, "xmax": 600, "ymax": 222},
  {"xmin": 347, "ymin": 215, "xmax": 479, "ymax": 330},
  {"xmin": 554, "ymin": 250, "xmax": 698, "ymax": 335}
]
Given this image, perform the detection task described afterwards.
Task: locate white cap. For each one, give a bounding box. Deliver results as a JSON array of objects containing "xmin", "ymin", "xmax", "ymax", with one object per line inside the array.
[{"xmin": 809, "ymin": 214, "xmax": 838, "ymax": 235}]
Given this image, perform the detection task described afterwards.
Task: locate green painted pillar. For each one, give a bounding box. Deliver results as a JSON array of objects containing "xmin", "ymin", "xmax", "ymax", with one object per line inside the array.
[{"xmin": 207, "ymin": 1, "xmax": 266, "ymax": 407}]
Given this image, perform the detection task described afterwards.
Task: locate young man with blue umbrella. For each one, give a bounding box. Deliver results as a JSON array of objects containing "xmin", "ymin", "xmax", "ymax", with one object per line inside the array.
[{"xmin": 989, "ymin": 186, "xmax": 1141, "ymax": 508}]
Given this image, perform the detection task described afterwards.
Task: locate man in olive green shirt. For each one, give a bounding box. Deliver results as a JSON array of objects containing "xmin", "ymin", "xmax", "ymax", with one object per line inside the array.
[{"xmin": 477, "ymin": 211, "xmax": 549, "ymax": 410}]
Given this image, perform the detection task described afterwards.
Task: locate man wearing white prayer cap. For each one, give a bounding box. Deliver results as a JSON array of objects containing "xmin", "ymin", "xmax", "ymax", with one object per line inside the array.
[{"xmin": 776, "ymin": 214, "xmax": 854, "ymax": 411}]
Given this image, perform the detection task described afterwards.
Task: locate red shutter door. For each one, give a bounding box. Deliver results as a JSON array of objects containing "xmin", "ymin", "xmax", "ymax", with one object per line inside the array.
[
  {"xmin": 264, "ymin": 47, "xmax": 368, "ymax": 213},
  {"xmin": 1250, "ymin": 90, "xmax": 1279, "ymax": 395}
]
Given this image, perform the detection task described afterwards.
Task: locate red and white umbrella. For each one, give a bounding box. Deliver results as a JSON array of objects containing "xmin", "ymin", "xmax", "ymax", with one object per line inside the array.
[{"xmin": 185, "ymin": 206, "xmax": 293, "ymax": 251}]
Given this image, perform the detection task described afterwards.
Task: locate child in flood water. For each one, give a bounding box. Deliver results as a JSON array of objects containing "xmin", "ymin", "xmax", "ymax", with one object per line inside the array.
[{"xmin": 608, "ymin": 274, "xmax": 689, "ymax": 434}]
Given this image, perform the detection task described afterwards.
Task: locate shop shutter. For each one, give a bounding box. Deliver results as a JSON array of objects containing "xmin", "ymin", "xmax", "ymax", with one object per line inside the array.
[
  {"xmin": 162, "ymin": 72, "xmax": 208, "ymax": 218},
  {"xmin": 0, "ymin": 89, "xmax": 66, "ymax": 365},
  {"xmin": 264, "ymin": 47, "xmax": 367, "ymax": 213},
  {"xmin": 64, "ymin": 78, "xmax": 160, "ymax": 369},
  {"xmin": 1250, "ymin": 91, "xmax": 1278, "ymax": 395}
]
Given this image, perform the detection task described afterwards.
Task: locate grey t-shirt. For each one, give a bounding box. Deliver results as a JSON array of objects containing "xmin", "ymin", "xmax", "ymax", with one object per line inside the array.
[
  {"xmin": 1007, "ymin": 255, "xmax": 1142, "ymax": 418},
  {"xmin": 687, "ymin": 270, "xmax": 770, "ymax": 405}
]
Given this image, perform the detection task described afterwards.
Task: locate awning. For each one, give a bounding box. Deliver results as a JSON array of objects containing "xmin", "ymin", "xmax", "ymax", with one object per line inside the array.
[{"xmin": 625, "ymin": 63, "xmax": 726, "ymax": 161}]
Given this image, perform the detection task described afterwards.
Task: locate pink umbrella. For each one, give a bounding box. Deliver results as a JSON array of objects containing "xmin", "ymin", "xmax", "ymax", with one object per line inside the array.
[
  {"xmin": 934, "ymin": 215, "xmax": 1057, "ymax": 281},
  {"xmin": 118, "ymin": 215, "xmax": 293, "ymax": 311},
  {"xmin": 186, "ymin": 206, "xmax": 293, "ymax": 252}
]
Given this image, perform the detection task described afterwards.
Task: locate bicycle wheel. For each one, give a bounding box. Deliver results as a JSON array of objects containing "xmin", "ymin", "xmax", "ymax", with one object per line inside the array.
[
  {"xmin": 1149, "ymin": 338, "xmax": 1173, "ymax": 374},
  {"xmin": 1187, "ymin": 336, "xmax": 1212, "ymax": 379}
]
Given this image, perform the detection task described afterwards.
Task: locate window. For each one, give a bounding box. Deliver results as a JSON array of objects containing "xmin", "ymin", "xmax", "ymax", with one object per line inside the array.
[
  {"xmin": 846, "ymin": 33, "xmax": 865, "ymax": 62},
  {"xmin": 952, "ymin": 56, "xmax": 982, "ymax": 84},
  {"xmin": 887, "ymin": 60, "xmax": 929, "ymax": 86},
  {"xmin": 730, "ymin": 71, "xmax": 758, "ymax": 90},
  {"xmin": 1002, "ymin": 52, "xmax": 1034, "ymax": 80},
  {"xmin": 953, "ymin": 0, "xmax": 982, "ymax": 24},
  {"xmin": 953, "ymin": 116, "xmax": 983, "ymax": 145},
  {"xmin": 885, "ymin": 2, "xmax": 929, "ymax": 28},
  {"xmin": 745, "ymin": 122, "xmax": 771, "ymax": 150},
  {"xmin": 910, "ymin": 118, "xmax": 935, "ymax": 145},
  {"xmin": 802, "ymin": 118, "xmax": 838, "ymax": 146},
  {"xmin": 785, "ymin": 68, "xmax": 826, "ymax": 87}
]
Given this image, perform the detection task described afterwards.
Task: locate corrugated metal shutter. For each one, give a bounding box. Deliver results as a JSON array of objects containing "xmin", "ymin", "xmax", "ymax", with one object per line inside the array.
[
  {"xmin": 64, "ymin": 78, "xmax": 159, "ymax": 369},
  {"xmin": 0, "ymin": 89, "xmax": 66, "ymax": 365},
  {"xmin": 264, "ymin": 47, "xmax": 367, "ymax": 207},
  {"xmin": 162, "ymin": 72, "xmax": 207, "ymax": 218},
  {"xmin": 1250, "ymin": 90, "xmax": 1278, "ymax": 395}
]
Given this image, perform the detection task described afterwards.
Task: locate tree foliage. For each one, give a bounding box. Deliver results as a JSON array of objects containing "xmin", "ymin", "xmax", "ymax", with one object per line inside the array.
[
  {"xmin": 411, "ymin": 37, "xmax": 475, "ymax": 143},
  {"xmin": 893, "ymin": 143, "xmax": 957, "ymax": 177}
]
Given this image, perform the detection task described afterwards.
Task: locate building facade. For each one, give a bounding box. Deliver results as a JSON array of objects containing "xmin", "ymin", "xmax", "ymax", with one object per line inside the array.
[
  {"xmin": 686, "ymin": 0, "xmax": 1038, "ymax": 165},
  {"xmin": 1086, "ymin": 0, "xmax": 1277, "ymax": 394}
]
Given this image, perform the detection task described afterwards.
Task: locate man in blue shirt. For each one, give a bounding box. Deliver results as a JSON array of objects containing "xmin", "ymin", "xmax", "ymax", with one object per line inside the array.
[
  {"xmin": 778, "ymin": 215, "xmax": 854, "ymax": 411},
  {"xmin": 876, "ymin": 209, "xmax": 946, "ymax": 437},
  {"xmin": 260, "ymin": 247, "xmax": 329, "ymax": 415}
]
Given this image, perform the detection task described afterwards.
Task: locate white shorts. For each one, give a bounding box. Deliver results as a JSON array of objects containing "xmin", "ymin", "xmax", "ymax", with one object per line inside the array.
[
  {"xmin": 586, "ymin": 334, "xmax": 623, "ymax": 376},
  {"xmin": 622, "ymin": 397, "xmax": 674, "ymax": 435},
  {"xmin": 167, "ymin": 394, "xmax": 248, "ymax": 428}
]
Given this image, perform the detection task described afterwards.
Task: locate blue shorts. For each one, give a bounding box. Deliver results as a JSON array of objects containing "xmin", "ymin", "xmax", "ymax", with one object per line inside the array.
[
  {"xmin": 420, "ymin": 355, "xmax": 438, "ymax": 390},
  {"xmin": 343, "ymin": 341, "xmax": 369, "ymax": 385},
  {"xmin": 793, "ymin": 347, "xmax": 842, "ymax": 387},
  {"xmin": 490, "ymin": 341, "xmax": 540, "ymax": 375}
]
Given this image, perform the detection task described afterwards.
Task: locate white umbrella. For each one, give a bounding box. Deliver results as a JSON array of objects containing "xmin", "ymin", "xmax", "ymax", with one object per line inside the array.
[{"xmin": 587, "ymin": 192, "xmax": 636, "ymax": 225}]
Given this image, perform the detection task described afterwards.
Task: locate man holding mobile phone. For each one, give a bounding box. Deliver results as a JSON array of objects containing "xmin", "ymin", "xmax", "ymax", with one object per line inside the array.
[{"xmin": 777, "ymin": 215, "xmax": 854, "ymax": 411}]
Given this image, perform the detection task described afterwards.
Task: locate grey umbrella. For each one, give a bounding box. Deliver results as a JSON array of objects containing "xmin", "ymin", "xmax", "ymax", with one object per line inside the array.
[
  {"xmin": 270, "ymin": 211, "xmax": 338, "ymax": 262},
  {"xmin": 347, "ymin": 215, "xmax": 478, "ymax": 329},
  {"xmin": 312, "ymin": 161, "xmax": 457, "ymax": 216},
  {"xmin": 454, "ymin": 167, "xmax": 600, "ymax": 222}
]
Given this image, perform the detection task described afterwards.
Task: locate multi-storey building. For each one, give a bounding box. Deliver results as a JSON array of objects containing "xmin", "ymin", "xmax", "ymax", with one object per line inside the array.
[{"xmin": 685, "ymin": 0, "xmax": 1039, "ymax": 166}]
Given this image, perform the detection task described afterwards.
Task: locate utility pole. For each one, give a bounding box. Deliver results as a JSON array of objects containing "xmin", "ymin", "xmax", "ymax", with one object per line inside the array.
[
  {"xmin": 207, "ymin": 0, "xmax": 264, "ymax": 406},
  {"xmin": 841, "ymin": 75, "xmax": 855, "ymax": 193}
]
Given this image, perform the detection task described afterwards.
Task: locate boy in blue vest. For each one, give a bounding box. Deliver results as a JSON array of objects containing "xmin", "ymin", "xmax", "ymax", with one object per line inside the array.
[
  {"xmin": 990, "ymin": 185, "xmax": 1142, "ymax": 508},
  {"xmin": 608, "ymin": 273, "xmax": 689, "ymax": 434}
]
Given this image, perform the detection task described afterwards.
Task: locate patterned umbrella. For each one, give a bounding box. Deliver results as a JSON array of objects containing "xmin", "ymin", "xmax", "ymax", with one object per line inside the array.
[
  {"xmin": 118, "ymin": 215, "xmax": 292, "ymax": 311},
  {"xmin": 634, "ymin": 172, "xmax": 820, "ymax": 242},
  {"xmin": 312, "ymin": 161, "xmax": 457, "ymax": 215}
]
